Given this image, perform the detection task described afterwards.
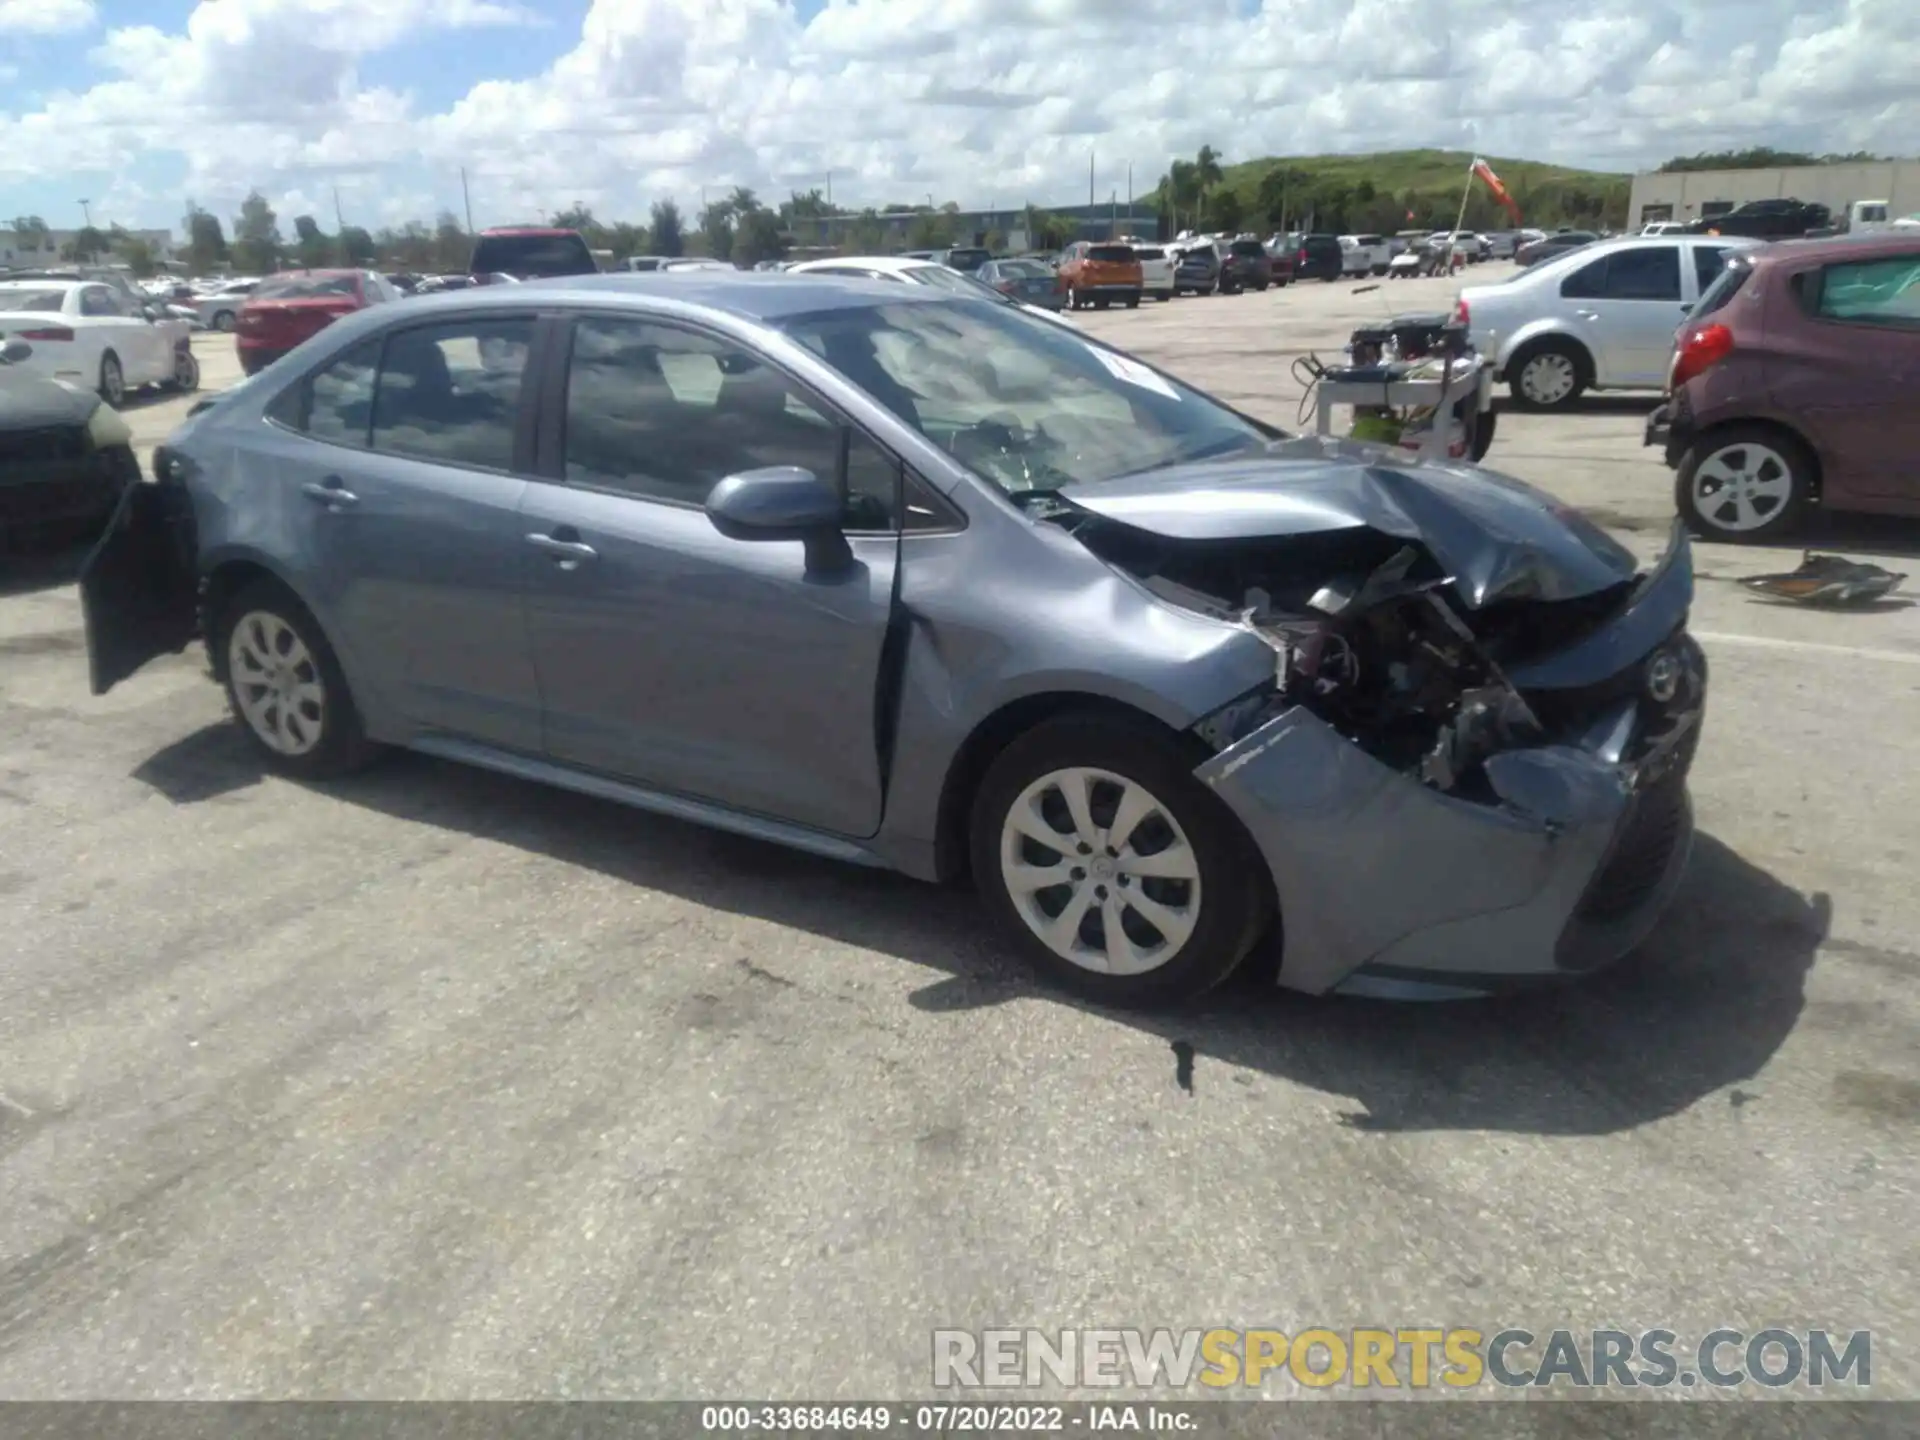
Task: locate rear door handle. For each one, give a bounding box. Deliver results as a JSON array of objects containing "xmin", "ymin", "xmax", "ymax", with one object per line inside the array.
[
  {"xmin": 526, "ymin": 531, "xmax": 598, "ymax": 568},
  {"xmin": 302, "ymin": 477, "xmax": 358, "ymax": 509}
]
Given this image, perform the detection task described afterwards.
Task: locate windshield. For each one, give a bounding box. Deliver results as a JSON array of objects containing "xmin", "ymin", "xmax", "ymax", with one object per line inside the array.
[
  {"xmin": 0, "ymin": 287, "xmax": 69, "ymax": 312},
  {"xmin": 776, "ymin": 298, "xmax": 1269, "ymax": 496},
  {"xmin": 253, "ymin": 273, "xmax": 359, "ymax": 300}
]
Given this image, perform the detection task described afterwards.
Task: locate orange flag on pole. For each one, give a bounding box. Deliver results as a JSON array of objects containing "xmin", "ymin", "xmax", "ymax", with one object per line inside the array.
[{"xmin": 1472, "ymin": 156, "xmax": 1523, "ymax": 223}]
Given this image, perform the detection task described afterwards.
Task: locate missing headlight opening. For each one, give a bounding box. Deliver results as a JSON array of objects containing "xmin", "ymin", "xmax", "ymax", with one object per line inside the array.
[{"xmin": 1075, "ymin": 520, "xmax": 1607, "ymax": 802}]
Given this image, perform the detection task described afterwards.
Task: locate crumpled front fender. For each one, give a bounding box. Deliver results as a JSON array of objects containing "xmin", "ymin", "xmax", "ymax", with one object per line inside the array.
[{"xmin": 1196, "ymin": 710, "xmax": 1635, "ymax": 995}]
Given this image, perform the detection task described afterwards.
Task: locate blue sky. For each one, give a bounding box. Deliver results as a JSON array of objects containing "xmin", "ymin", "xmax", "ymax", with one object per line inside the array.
[{"xmin": 1, "ymin": 0, "xmax": 1911, "ymax": 238}]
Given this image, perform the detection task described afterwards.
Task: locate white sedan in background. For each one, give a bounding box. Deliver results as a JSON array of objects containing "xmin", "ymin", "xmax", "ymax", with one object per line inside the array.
[
  {"xmin": 785, "ymin": 255, "xmax": 1077, "ymax": 328},
  {"xmin": 191, "ymin": 281, "xmax": 259, "ymax": 332},
  {"xmin": 0, "ymin": 279, "xmax": 195, "ymax": 405}
]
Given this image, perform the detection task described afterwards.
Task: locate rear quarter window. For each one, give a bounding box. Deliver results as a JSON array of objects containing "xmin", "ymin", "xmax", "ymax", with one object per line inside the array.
[{"xmin": 1808, "ymin": 254, "xmax": 1920, "ymax": 328}]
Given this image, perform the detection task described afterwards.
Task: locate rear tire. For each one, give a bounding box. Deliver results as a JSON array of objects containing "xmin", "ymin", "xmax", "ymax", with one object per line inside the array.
[
  {"xmin": 1675, "ymin": 423, "xmax": 1814, "ymax": 543},
  {"xmin": 970, "ymin": 713, "xmax": 1271, "ymax": 1009},
  {"xmin": 213, "ymin": 579, "xmax": 379, "ymax": 780},
  {"xmin": 98, "ymin": 351, "xmax": 125, "ymax": 408},
  {"xmin": 1124, "ymin": 293, "xmax": 1140, "ymax": 309},
  {"xmin": 212, "ymin": 310, "xmax": 237, "ymax": 332},
  {"xmin": 1507, "ymin": 338, "xmax": 1589, "ymax": 410}
]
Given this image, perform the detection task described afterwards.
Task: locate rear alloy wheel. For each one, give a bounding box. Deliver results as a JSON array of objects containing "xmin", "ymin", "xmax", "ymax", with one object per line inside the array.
[
  {"xmin": 1676, "ymin": 425, "xmax": 1812, "ymax": 542},
  {"xmin": 171, "ymin": 348, "xmax": 200, "ymax": 391},
  {"xmin": 971, "ymin": 714, "xmax": 1269, "ymax": 1007},
  {"xmin": 98, "ymin": 351, "xmax": 126, "ymax": 408},
  {"xmin": 216, "ymin": 581, "xmax": 378, "ymax": 778},
  {"xmin": 1509, "ymin": 339, "xmax": 1587, "ymax": 410},
  {"xmin": 212, "ymin": 310, "xmax": 238, "ymax": 332}
]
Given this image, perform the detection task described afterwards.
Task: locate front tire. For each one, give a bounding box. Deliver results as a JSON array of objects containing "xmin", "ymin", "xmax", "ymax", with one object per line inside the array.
[
  {"xmin": 1675, "ymin": 424, "xmax": 1814, "ymax": 542},
  {"xmin": 212, "ymin": 310, "xmax": 237, "ymax": 332},
  {"xmin": 98, "ymin": 351, "xmax": 125, "ymax": 408},
  {"xmin": 1507, "ymin": 338, "xmax": 1589, "ymax": 410},
  {"xmin": 970, "ymin": 713, "xmax": 1270, "ymax": 1008},
  {"xmin": 170, "ymin": 348, "xmax": 200, "ymax": 392},
  {"xmin": 214, "ymin": 580, "xmax": 378, "ymax": 779}
]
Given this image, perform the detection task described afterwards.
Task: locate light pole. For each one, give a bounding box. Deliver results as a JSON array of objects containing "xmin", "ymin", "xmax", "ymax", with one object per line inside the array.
[{"xmin": 79, "ymin": 199, "xmax": 92, "ymax": 229}]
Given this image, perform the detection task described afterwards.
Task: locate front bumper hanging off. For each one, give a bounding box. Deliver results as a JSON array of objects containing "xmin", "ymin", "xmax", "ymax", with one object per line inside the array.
[{"xmin": 1196, "ymin": 528, "xmax": 1705, "ymax": 999}]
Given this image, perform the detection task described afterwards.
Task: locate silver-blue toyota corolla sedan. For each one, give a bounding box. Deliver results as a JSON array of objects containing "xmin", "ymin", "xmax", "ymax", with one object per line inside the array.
[{"xmin": 81, "ymin": 274, "xmax": 1705, "ymax": 1006}]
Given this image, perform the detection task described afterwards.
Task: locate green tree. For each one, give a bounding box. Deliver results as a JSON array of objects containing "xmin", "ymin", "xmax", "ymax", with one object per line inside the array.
[
  {"xmin": 550, "ymin": 203, "xmax": 596, "ymax": 231},
  {"xmin": 183, "ymin": 203, "xmax": 229, "ymax": 272},
  {"xmin": 845, "ymin": 208, "xmax": 886, "ymax": 252},
  {"xmin": 698, "ymin": 197, "xmax": 736, "ymax": 262},
  {"xmin": 650, "ymin": 199, "xmax": 684, "ymax": 257},
  {"xmin": 431, "ymin": 211, "xmax": 468, "ymax": 272},
  {"xmin": 111, "ymin": 227, "xmax": 156, "ymax": 278},
  {"xmin": 231, "ymin": 190, "xmax": 281, "ymax": 273},
  {"xmin": 606, "ymin": 220, "xmax": 648, "ymax": 261},
  {"xmin": 734, "ymin": 208, "xmax": 787, "ymax": 266},
  {"xmin": 10, "ymin": 214, "xmax": 51, "ymax": 256},
  {"xmin": 339, "ymin": 225, "xmax": 377, "ymax": 265},
  {"xmin": 1207, "ymin": 188, "xmax": 1243, "ymax": 233},
  {"xmin": 64, "ymin": 225, "xmax": 110, "ymax": 262},
  {"xmin": 907, "ymin": 210, "xmax": 956, "ymax": 249},
  {"xmin": 292, "ymin": 214, "xmax": 334, "ymax": 268}
]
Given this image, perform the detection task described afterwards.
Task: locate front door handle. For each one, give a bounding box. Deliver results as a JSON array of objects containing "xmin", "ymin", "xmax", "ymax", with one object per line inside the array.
[
  {"xmin": 526, "ymin": 531, "xmax": 598, "ymax": 568},
  {"xmin": 302, "ymin": 477, "xmax": 358, "ymax": 509},
  {"xmin": 1575, "ymin": 309, "xmax": 1600, "ymax": 321}
]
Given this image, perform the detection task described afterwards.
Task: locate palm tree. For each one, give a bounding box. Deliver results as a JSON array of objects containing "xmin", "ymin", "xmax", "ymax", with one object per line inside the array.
[{"xmin": 1194, "ymin": 145, "xmax": 1224, "ymax": 223}]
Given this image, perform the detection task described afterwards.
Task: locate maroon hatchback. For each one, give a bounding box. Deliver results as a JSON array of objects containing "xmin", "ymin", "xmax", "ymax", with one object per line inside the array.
[
  {"xmin": 1648, "ymin": 232, "xmax": 1920, "ymax": 541},
  {"xmin": 236, "ymin": 269, "xmax": 397, "ymax": 376}
]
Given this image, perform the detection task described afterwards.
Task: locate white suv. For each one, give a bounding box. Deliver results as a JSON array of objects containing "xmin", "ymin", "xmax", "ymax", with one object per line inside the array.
[
  {"xmin": 1339, "ymin": 234, "xmax": 1390, "ymax": 277},
  {"xmin": 1455, "ymin": 235, "xmax": 1759, "ymax": 409},
  {"xmin": 1127, "ymin": 243, "xmax": 1177, "ymax": 301}
]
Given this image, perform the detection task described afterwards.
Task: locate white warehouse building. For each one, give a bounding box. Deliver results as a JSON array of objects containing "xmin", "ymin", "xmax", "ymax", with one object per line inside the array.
[{"xmin": 1627, "ymin": 161, "xmax": 1919, "ymax": 230}]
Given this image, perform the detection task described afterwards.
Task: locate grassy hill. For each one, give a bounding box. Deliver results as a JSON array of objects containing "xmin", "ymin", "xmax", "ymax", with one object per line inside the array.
[{"xmin": 1153, "ymin": 148, "xmax": 1631, "ymax": 234}]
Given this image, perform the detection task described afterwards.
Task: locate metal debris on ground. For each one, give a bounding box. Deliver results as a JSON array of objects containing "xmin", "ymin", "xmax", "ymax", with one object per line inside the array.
[{"xmin": 1737, "ymin": 553, "xmax": 1907, "ymax": 608}]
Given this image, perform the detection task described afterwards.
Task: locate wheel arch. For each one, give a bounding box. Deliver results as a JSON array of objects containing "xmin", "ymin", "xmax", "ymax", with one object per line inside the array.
[
  {"xmin": 1684, "ymin": 415, "xmax": 1825, "ymax": 501},
  {"xmin": 1503, "ymin": 325, "xmax": 1595, "ymax": 385},
  {"xmin": 931, "ymin": 692, "xmax": 1214, "ymax": 886},
  {"xmin": 199, "ymin": 550, "xmax": 339, "ymax": 682}
]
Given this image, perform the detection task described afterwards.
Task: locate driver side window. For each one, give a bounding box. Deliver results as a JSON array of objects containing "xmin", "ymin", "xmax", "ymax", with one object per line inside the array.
[{"xmin": 560, "ymin": 315, "xmax": 906, "ymax": 531}]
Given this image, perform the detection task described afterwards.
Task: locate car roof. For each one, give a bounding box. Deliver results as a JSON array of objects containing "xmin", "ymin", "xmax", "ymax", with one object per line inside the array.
[
  {"xmin": 790, "ymin": 255, "xmax": 936, "ymax": 276},
  {"xmin": 479, "ymin": 226, "xmax": 583, "ymax": 237},
  {"xmin": 1753, "ymin": 232, "xmax": 1920, "ymax": 264},
  {"xmin": 501, "ymin": 270, "xmax": 954, "ymax": 321},
  {"xmin": 0, "ymin": 278, "xmax": 79, "ymax": 291}
]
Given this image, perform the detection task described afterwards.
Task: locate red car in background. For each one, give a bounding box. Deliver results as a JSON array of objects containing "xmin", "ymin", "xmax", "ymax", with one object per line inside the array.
[
  {"xmin": 1648, "ymin": 232, "xmax": 1920, "ymax": 541},
  {"xmin": 236, "ymin": 269, "xmax": 398, "ymax": 375}
]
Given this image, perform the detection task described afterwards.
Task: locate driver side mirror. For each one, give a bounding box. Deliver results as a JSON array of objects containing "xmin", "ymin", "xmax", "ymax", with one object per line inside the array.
[{"xmin": 705, "ymin": 466, "xmax": 852, "ymax": 573}]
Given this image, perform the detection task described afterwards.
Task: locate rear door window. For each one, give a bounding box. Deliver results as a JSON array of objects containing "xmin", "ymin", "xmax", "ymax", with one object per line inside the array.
[
  {"xmin": 1601, "ymin": 247, "xmax": 1681, "ymax": 301},
  {"xmin": 1560, "ymin": 255, "xmax": 1610, "ymax": 299},
  {"xmin": 1692, "ymin": 246, "xmax": 1731, "ymax": 295},
  {"xmin": 369, "ymin": 318, "xmax": 535, "ymax": 471}
]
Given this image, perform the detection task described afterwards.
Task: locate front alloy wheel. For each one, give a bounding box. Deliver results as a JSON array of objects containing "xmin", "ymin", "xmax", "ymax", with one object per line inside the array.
[
  {"xmin": 971, "ymin": 714, "xmax": 1270, "ymax": 1007},
  {"xmin": 1000, "ymin": 767, "xmax": 1201, "ymax": 976}
]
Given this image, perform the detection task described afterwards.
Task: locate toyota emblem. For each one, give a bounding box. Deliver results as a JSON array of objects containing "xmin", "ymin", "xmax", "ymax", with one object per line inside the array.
[{"xmin": 1645, "ymin": 650, "xmax": 1682, "ymax": 704}]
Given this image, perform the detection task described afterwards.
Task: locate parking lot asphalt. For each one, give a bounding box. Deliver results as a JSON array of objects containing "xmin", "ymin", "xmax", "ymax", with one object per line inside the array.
[{"xmin": 2, "ymin": 278, "xmax": 1917, "ymax": 1403}]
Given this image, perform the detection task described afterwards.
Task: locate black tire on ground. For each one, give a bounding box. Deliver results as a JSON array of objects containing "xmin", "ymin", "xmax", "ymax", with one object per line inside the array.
[
  {"xmin": 969, "ymin": 712, "xmax": 1272, "ymax": 1008},
  {"xmin": 212, "ymin": 310, "xmax": 237, "ymax": 332},
  {"xmin": 1094, "ymin": 296, "xmax": 1110, "ymax": 309},
  {"xmin": 1674, "ymin": 423, "xmax": 1816, "ymax": 543},
  {"xmin": 1156, "ymin": 290, "xmax": 1172, "ymax": 302},
  {"xmin": 1125, "ymin": 292, "xmax": 1141, "ymax": 309},
  {"xmin": 212, "ymin": 578, "xmax": 380, "ymax": 780},
  {"xmin": 98, "ymin": 351, "xmax": 125, "ymax": 407},
  {"xmin": 1256, "ymin": 281, "xmax": 1269, "ymax": 292},
  {"xmin": 1506, "ymin": 337, "xmax": 1591, "ymax": 411}
]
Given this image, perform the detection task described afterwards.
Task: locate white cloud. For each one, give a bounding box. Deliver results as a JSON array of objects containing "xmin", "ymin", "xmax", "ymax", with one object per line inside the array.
[
  {"xmin": 0, "ymin": 0, "xmax": 94, "ymax": 36},
  {"xmin": 2, "ymin": 0, "xmax": 1915, "ymax": 231}
]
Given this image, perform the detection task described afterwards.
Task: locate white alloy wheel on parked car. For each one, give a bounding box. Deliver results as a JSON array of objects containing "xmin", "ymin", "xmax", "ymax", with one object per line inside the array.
[
  {"xmin": 1675, "ymin": 425, "xmax": 1813, "ymax": 540},
  {"xmin": 998, "ymin": 765, "xmax": 1203, "ymax": 974},
  {"xmin": 227, "ymin": 610, "xmax": 328, "ymax": 757}
]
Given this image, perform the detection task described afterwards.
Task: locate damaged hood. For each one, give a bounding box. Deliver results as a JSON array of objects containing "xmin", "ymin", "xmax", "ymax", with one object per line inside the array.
[{"xmin": 1057, "ymin": 438, "xmax": 1639, "ymax": 608}]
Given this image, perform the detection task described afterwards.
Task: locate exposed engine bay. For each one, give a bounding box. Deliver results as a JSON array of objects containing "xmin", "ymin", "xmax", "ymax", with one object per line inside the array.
[{"xmin": 1064, "ymin": 512, "xmax": 1659, "ymax": 803}]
